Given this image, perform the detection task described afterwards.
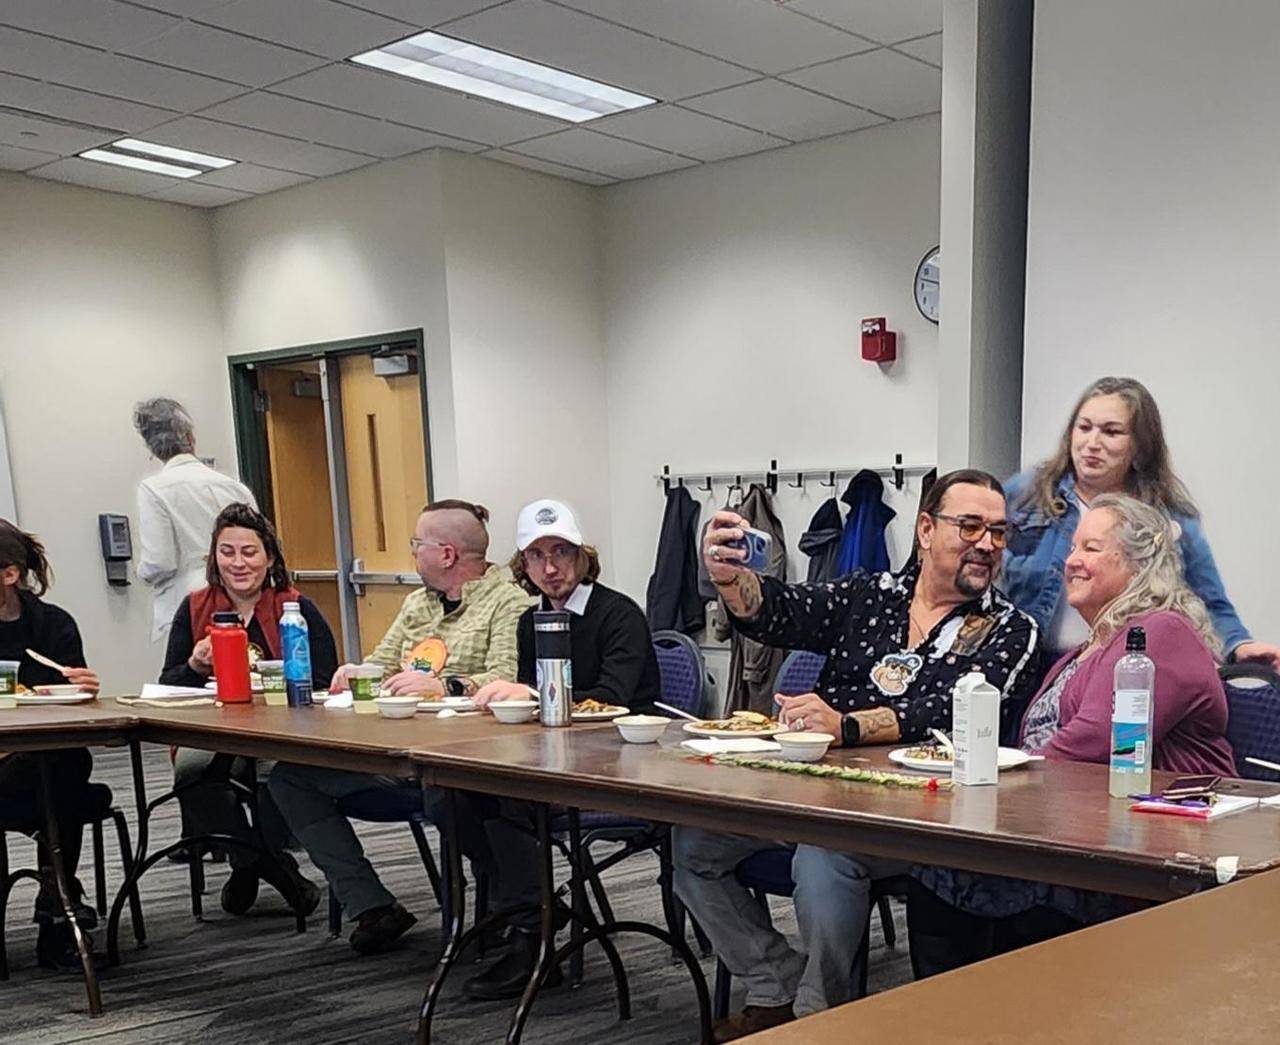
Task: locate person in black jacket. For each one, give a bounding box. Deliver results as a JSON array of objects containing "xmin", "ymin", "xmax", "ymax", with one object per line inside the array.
[
  {"xmin": 0, "ymin": 520, "xmax": 104, "ymax": 970},
  {"xmin": 466, "ymin": 499, "xmax": 660, "ymax": 1000},
  {"xmin": 160, "ymin": 503, "xmax": 335, "ymax": 918}
]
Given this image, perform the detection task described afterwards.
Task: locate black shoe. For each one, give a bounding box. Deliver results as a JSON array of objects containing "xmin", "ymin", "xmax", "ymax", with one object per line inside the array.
[
  {"xmin": 168, "ymin": 845, "xmax": 228, "ymax": 865},
  {"xmin": 36, "ymin": 923, "xmax": 105, "ymax": 973},
  {"xmin": 349, "ymin": 902, "xmax": 416, "ymax": 955},
  {"xmin": 34, "ymin": 886, "xmax": 98, "ymax": 932},
  {"xmin": 463, "ymin": 929, "xmax": 563, "ymax": 1001},
  {"xmin": 220, "ymin": 867, "xmax": 261, "ymax": 916},
  {"xmin": 257, "ymin": 852, "xmax": 321, "ymax": 918}
]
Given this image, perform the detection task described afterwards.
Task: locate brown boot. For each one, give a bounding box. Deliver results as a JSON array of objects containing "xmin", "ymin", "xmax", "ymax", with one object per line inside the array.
[{"xmin": 712, "ymin": 1003, "xmax": 796, "ymax": 1042}]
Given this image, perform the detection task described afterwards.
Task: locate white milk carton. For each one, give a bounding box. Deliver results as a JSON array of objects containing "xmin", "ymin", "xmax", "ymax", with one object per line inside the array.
[{"xmin": 951, "ymin": 671, "xmax": 1000, "ymax": 786}]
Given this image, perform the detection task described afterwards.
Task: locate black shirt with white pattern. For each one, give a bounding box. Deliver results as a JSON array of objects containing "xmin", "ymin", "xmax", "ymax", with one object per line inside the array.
[{"xmin": 730, "ymin": 563, "xmax": 1039, "ymax": 743}]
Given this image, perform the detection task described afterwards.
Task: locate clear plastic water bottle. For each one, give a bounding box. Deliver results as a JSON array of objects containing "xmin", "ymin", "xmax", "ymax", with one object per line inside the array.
[
  {"xmin": 280, "ymin": 601, "xmax": 313, "ymax": 708},
  {"xmin": 1109, "ymin": 626, "xmax": 1155, "ymax": 796}
]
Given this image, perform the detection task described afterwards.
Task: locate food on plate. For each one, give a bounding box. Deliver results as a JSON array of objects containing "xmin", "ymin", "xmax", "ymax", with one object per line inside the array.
[
  {"xmin": 691, "ymin": 713, "xmax": 780, "ymax": 733},
  {"xmin": 404, "ymin": 637, "xmax": 448, "ymax": 674},
  {"xmin": 573, "ymin": 698, "xmax": 627, "ymax": 715},
  {"xmin": 900, "ymin": 742, "xmax": 953, "ymax": 763}
]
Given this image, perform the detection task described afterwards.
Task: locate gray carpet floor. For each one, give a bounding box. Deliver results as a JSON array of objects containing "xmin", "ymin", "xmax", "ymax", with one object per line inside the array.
[{"xmin": 2, "ymin": 745, "xmax": 912, "ymax": 1043}]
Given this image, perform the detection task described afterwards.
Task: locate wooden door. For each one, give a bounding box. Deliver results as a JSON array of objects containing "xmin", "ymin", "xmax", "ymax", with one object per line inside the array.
[
  {"xmin": 260, "ymin": 365, "xmax": 345, "ymax": 654},
  {"xmin": 338, "ymin": 354, "xmax": 429, "ymax": 655}
]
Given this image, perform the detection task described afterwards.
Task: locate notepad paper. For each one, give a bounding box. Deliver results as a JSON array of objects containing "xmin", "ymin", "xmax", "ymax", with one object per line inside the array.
[
  {"xmin": 681, "ymin": 738, "xmax": 782, "ymax": 755},
  {"xmin": 1130, "ymin": 794, "xmax": 1260, "ymax": 820}
]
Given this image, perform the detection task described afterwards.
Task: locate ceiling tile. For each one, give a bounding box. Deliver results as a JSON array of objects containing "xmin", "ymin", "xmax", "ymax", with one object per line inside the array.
[
  {"xmin": 340, "ymin": 1, "xmax": 503, "ymax": 24},
  {"xmin": 122, "ymin": 23, "xmax": 329, "ymax": 87},
  {"xmin": 201, "ymin": 91, "xmax": 470, "ymax": 156},
  {"xmin": 895, "ymin": 33, "xmax": 942, "ymax": 68},
  {"xmin": 0, "ymin": 109, "xmax": 116, "ymax": 154},
  {"xmin": 27, "ymin": 155, "xmax": 180, "ymax": 195},
  {"xmin": 683, "ymin": 78, "xmax": 885, "ymax": 141},
  {"xmin": 0, "ymin": 27, "xmax": 246, "ymax": 110},
  {"xmin": 0, "ymin": 0, "xmax": 179, "ymax": 52},
  {"xmin": 444, "ymin": 0, "xmax": 753, "ymax": 99},
  {"xmin": 787, "ymin": 0, "xmax": 942, "ymax": 45},
  {"xmin": 0, "ymin": 142, "xmax": 61, "ymax": 171},
  {"xmin": 270, "ymin": 63, "xmax": 562, "ymax": 146},
  {"xmin": 0, "ymin": 73, "xmax": 176, "ymax": 132},
  {"xmin": 142, "ymin": 116, "xmax": 377, "ymax": 175},
  {"xmin": 482, "ymin": 148, "xmax": 615, "ymax": 186},
  {"xmin": 510, "ymin": 128, "xmax": 696, "ymax": 180},
  {"xmin": 593, "ymin": 105, "xmax": 783, "ymax": 163},
  {"xmin": 197, "ymin": 161, "xmax": 313, "ymax": 193},
  {"xmin": 554, "ymin": 0, "xmax": 872, "ymax": 75},
  {"xmin": 199, "ymin": 0, "xmax": 412, "ymax": 59},
  {"xmin": 783, "ymin": 49, "xmax": 940, "ymax": 119},
  {"xmin": 147, "ymin": 180, "xmax": 253, "ymax": 207}
]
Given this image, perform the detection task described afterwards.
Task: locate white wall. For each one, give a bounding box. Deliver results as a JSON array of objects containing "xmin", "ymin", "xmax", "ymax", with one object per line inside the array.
[
  {"xmin": 436, "ymin": 153, "xmax": 613, "ymax": 565},
  {"xmin": 601, "ymin": 116, "xmax": 942, "ymax": 600},
  {"xmin": 0, "ymin": 172, "xmax": 231, "ymax": 691},
  {"xmin": 1024, "ymin": 0, "xmax": 1280, "ymax": 640}
]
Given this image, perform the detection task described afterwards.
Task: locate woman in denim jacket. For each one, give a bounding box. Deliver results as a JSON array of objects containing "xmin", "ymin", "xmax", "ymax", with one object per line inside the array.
[{"xmin": 1002, "ymin": 376, "xmax": 1278, "ymax": 667}]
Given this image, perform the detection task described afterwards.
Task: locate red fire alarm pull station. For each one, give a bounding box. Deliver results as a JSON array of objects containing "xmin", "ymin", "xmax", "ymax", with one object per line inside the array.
[{"xmin": 861, "ymin": 317, "xmax": 896, "ymax": 363}]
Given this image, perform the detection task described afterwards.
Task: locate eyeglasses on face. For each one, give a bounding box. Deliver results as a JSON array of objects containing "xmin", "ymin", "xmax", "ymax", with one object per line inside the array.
[
  {"xmin": 930, "ymin": 513, "xmax": 1010, "ymax": 549},
  {"xmin": 409, "ymin": 536, "xmax": 449, "ymax": 553},
  {"xmin": 523, "ymin": 543, "xmax": 578, "ymax": 568}
]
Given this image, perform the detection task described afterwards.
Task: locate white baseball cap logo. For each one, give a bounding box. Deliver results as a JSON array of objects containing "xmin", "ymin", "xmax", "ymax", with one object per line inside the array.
[{"xmin": 535, "ymin": 507, "xmax": 558, "ymax": 526}]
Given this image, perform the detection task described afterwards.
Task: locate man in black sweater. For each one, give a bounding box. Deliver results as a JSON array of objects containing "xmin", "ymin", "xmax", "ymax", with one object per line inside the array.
[{"xmin": 465, "ymin": 499, "xmax": 659, "ymax": 999}]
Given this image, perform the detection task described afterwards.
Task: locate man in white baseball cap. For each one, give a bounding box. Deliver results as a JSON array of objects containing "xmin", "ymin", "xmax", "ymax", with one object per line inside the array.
[{"xmin": 467, "ymin": 498, "xmax": 660, "ymax": 1000}]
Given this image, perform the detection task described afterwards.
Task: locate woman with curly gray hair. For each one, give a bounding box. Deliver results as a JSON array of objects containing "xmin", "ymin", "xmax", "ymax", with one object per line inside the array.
[{"xmin": 133, "ymin": 397, "xmax": 256, "ymax": 640}]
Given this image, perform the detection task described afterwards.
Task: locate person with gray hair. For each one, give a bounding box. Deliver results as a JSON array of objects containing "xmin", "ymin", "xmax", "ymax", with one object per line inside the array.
[
  {"xmin": 134, "ymin": 398, "xmax": 256, "ymax": 640},
  {"xmin": 908, "ymin": 493, "xmax": 1236, "ymax": 979}
]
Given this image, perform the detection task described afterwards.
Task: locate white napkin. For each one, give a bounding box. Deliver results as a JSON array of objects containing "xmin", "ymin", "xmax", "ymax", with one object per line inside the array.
[
  {"xmin": 681, "ymin": 738, "xmax": 783, "ymax": 755},
  {"xmin": 1260, "ymin": 793, "xmax": 1280, "ymax": 809},
  {"xmin": 138, "ymin": 683, "xmax": 213, "ymax": 700},
  {"xmin": 323, "ymin": 692, "xmax": 353, "ymax": 710}
]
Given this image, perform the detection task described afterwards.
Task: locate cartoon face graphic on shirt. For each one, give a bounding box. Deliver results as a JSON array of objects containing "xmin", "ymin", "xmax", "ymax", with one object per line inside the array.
[{"xmin": 870, "ymin": 652, "xmax": 924, "ymax": 696}]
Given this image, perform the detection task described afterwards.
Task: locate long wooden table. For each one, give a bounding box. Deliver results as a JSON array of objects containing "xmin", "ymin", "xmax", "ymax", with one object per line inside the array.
[
  {"xmin": 413, "ymin": 723, "xmax": 1280, "ymax": 900},
  {"xmin": 745, "ymin": 865, "xmax": 1280, "ymax": 1043}
]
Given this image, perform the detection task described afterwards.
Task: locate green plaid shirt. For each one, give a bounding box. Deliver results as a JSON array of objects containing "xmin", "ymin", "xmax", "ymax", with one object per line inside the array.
[{"xmin": 367, "ymin": 564, "xmax": 531, "ymax": 687}]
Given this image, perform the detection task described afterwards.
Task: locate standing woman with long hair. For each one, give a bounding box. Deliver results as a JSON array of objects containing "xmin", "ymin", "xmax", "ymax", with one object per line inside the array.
[
  {"xmin": 1002, "ymin": 376, "xmax": 1278, "ymax": 667},
  {"xmin": 0, "ymin": 520, "xmax": 105, "ymax": 969}
]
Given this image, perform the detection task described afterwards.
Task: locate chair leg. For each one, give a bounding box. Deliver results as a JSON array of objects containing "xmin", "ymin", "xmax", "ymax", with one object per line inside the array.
[
  {"xmin": 328, "ymin": 889, "xmax": 342, "ymax": 938},
  {"xmin": 91, "ymin": 818, "xmax": 107, "ymax": 917},
  {"xmin": 690, "ymin": 910, "xmax": 713, "ymax": 959},
  {"xmin": 853, "ymin": 915, "xmax": 872, "ymax": 998},
  {"xmin": 408, "ymin": 819, "xmax": 444, "ymax": 908},
  {"xmin": 475, "ymin": 870, "xmax": 490, "ymax": 959},
  {"xmin": 189, "ymin": 841, "xmax": 205, "ymax": 920},
  {"xmin": 1, "ymin": 833, "xmax": 10, "ymax": 981},
  {"xmin": 877, "ymin": 895, "xmax": 897, "ymax": 949},
  {"xmin": 713, "ymin": 958, "xmax": 732, "ymax": 1021},
  {"xmin": 111, "ymin": 810, "xmax": 146, "ymax": 946}
]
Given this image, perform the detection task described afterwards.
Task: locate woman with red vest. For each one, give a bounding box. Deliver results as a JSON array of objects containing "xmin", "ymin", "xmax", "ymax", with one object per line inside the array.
[{"xmin": 160, "ymin": 503, "xmax": 336, "ymax": 918}]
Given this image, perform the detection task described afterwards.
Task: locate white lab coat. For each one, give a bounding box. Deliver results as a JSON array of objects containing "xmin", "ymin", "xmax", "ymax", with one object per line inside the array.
[{"xmin": 136, "ymin": 454, "xmax": 256, "ymax": 640}]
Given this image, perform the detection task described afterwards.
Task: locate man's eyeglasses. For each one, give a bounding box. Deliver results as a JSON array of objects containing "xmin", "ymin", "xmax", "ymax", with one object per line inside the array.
[
  {"xmin": 930, "ymin": 513, "xmax": 1010, "ymax": 549},
  {"xmin": 523, "ymin": 543, "xmax": 578, "ymax": 568},
  {"xmin": 409, "ymin": 536, "xmax": 448, "ymax": 553}
]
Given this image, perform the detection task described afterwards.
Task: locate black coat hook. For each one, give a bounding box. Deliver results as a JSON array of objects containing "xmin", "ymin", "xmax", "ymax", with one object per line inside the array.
[
  {"xmin": 787, "ymin": 471, "xmax": 804, "ymax": 489},
  {"xmin": 700, "ymin": 475, "xmax": 713, "ymax": 492},
  {"xmin": 662, "ymin": 464, "xmax": 671, "ymax": 495},
  {"xmin": 820, "ymin": 471, "xmax": 836, "ymax": 488},
  {"xmin": 893, "ymin": 453, "xmax": 904, "ymax": 491},
  {"xmin": 766, "ymin": 458, "xmax": 778, "ymax": 495}
]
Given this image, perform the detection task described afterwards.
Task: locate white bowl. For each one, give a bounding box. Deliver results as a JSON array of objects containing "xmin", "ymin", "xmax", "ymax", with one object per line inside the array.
[
  {"xmin": 491, "ymin": 700, "xmax": 538, "ymax": 724},
  {"xmin": 373, "ymin": 696, "xmax": 419, "ymax": 719},
  {"xmin": 775, "ymin": 731, "xmax": 835, "ymax": 763},
  {"xmin": 614, "ymin": 715, "xmax": 670, "ymax": 744}
]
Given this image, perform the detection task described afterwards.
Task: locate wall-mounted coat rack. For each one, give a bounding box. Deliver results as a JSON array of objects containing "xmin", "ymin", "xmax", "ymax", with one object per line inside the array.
[{"xmin": 658, "ymin": 453, "xmax": 932, "ymax": 495}]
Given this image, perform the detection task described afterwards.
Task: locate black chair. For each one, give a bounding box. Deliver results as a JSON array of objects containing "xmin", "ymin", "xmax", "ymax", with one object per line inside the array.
[
  {"xmin": 1222, "ymin": 663, "xmax": 1280, "ymax": 781},
  {"xmin": 712, "ymin": 846, "xmax": 903, "ymax": 1020},
  {"xmin": 0, "ymin": 783, "xmax": 145, "ymax": 979}
]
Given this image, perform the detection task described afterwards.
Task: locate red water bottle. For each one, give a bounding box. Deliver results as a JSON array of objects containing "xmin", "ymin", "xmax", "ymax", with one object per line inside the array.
[{"xmin": 210, "ymin": 611, "xmax": 252, "ymax": 704}]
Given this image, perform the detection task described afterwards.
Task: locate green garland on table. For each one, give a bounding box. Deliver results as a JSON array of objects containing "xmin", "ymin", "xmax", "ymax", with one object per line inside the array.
[{"xmin": 707, "ymin": 754, "xmax": 953, "ymax": 791}]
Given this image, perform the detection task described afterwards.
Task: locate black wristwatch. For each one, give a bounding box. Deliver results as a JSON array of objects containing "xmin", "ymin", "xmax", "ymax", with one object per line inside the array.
[
  {"xmin": 444, "ymin": 676, "xmax": 468, "ymax": 697},
  {"xmin": 840, "ymin": 713, "xmax": 860, "ymax": 748}
]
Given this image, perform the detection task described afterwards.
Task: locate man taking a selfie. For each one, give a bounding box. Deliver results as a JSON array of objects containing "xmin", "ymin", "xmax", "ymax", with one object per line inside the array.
[{"xmin": 674, "ymin": 469, "xmax": 1039, "ymax": 1041}]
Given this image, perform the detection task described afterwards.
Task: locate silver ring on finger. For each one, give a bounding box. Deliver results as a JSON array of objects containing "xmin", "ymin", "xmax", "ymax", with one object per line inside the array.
[
  {"xmin": 710, "ymin": 547, "xmax": 720, "ymax": 560},
  {"xmin": 794, "ymin": 716, "xmax": 806, "ymax": 732}
]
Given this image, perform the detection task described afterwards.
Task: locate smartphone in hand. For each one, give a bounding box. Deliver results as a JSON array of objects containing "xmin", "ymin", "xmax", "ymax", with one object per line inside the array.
[{"xmin": 728, "ymin": 526, "xmax": 773, "ymax": 572}]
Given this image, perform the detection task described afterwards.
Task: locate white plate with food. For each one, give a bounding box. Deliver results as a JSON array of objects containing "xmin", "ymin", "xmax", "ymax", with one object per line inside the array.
[
  {"xmin": 16, "ymin": 687, "xmax": 95, "ymax": 705},
  {"xmin": 887, "ymin": 745, "xmax": 1038, "ymax": 772},
  {"xmin": 417, "ymin": 696, "xmax": 478, "ymax": 713},
  {"xmin": 682, "ymin": 710, "xmax": 783, "ymax": 739},
  {"xmin": 572, "ymin": 700, "xmax": 630, "ymax": 721}
]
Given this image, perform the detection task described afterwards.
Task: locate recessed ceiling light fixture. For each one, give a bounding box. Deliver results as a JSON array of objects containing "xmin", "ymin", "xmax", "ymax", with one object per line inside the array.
[
  {"xmin": 351, "ymin": 30, "xmax": 655, "ymax": 123},
  {"xmin": 78, "ymin": 138, "xmax": 236, "ymax": 178}
]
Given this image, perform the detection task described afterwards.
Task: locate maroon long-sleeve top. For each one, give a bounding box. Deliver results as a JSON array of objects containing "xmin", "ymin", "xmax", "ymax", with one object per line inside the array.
[{"xmin": 1019, "ymin": 610, "xmax": 1236, "ymax": 777}]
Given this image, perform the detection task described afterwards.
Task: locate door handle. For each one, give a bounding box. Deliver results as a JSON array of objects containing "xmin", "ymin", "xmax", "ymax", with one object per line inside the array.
[
  {"xmin": 346, "ymin": 558, "xmax": 421, "ymax": 595},
  {"xmin": 291, "ymin": 569, "xmax": 340, "ymax": 582}
]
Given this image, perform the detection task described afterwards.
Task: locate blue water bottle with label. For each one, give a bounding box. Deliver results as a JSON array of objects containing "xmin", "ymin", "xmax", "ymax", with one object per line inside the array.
[
  {"xmin": 280, "ymin": 601, "xmax": 313, "ymax": 707},
  {"xmin": 1109, "ymin": 626, "xmax": 1154, "ymax": 796}
]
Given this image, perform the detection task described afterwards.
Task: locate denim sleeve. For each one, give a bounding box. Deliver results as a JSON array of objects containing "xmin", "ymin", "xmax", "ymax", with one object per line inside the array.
[{"xmin": 1179, "ymin": 515, "xmax": 1251, "ymax": 654}]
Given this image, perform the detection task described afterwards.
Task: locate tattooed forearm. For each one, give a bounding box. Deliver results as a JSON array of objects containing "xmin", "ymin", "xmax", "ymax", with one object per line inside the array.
[
  {"xmin": 850, "ymin": 707, "xmax": 900, "ymax": 745},
  {"xmin": 715, "ymin": 571, "xmax": 764, "ymax": 621}
]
